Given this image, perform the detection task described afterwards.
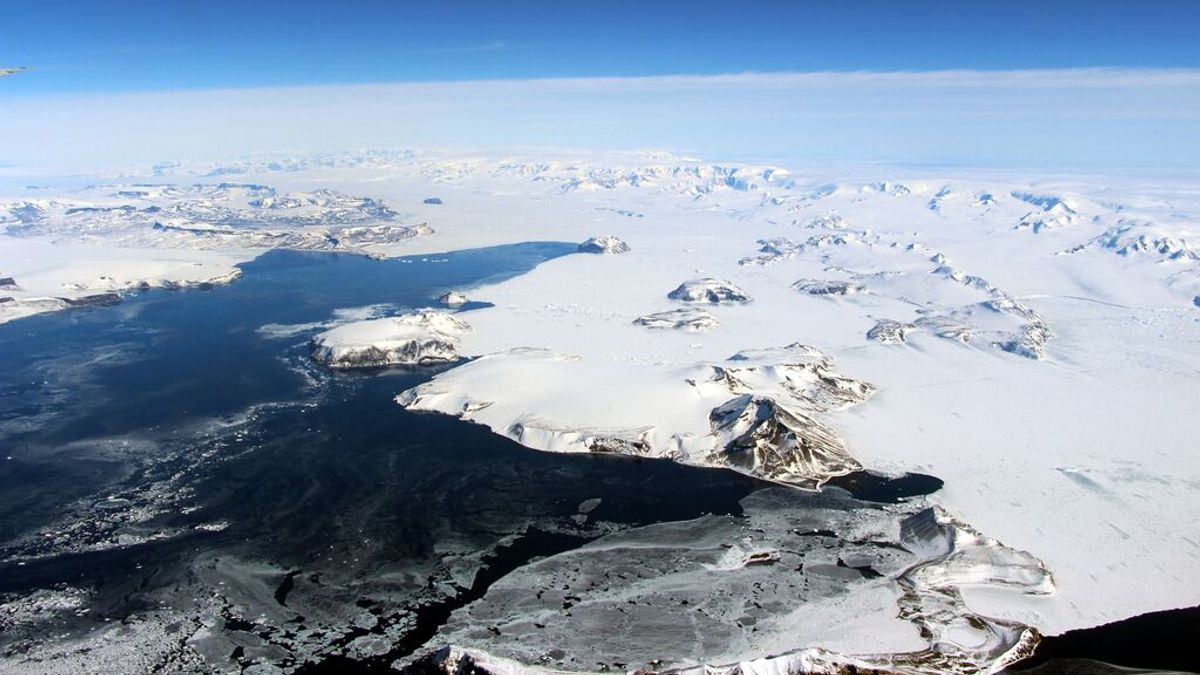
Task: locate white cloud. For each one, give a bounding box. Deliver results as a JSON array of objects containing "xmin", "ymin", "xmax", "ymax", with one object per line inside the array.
[
  {"xmin": 420, "ymin": 41, "xmax": 509, "ymax": 54},
  {"xmin": 1, "ymin": 69, "xmax": 1197, "ymax": 170}
]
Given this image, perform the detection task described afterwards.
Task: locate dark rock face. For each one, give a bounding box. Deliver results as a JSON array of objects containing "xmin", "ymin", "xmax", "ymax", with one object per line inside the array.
[
  {"xmin": 708, "ymin": 394, "xmax": 861, "ymax": 489},
  {"xmin": 310, "ymin": 337, "xmax": 460, "ymax": 369},
  {"xmin": 867, "ymin": 319, "xmax": 914, "ymax": 344},
  {"xmin": 406, "ymin": 646, "xmax": 493, "ymax": 674},
  {"xmin": 994, "ymin": 320, "xmax": 1051, "ymax": 360},
  {"xmin": 585, "ymin": 436, "xmax": 652, "ymax": 455},
  {"xmin": 63, "ymin": 293, "xmax": 123, "ymax": 307}
]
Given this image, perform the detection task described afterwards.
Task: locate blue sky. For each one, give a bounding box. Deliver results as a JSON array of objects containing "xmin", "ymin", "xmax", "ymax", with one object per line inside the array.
[
  {"xmin": 1, "ymin": 2, "xmax": 1198, "ymax": 169},
  {"xmin": 4, "ymin": 0, "xmax": 1199, "ymax": 93}
]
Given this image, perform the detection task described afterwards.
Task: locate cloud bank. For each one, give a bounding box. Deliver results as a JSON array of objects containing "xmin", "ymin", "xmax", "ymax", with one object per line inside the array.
[{"xmin": 2, "ymin": 68, "xmax": 1198, "ymax": 170}]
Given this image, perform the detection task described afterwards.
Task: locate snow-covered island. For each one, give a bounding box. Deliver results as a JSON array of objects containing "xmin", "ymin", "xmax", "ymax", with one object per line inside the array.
[
  {"xmin": 310, "ymin": 310, "xmax": 470, "ymax": 368},
  {"xmin": 438, "ymin": 290, "xmax": 469, "ymax": 307}
]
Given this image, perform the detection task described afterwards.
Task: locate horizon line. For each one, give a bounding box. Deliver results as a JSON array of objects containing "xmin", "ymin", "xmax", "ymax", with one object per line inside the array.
[{"xmin": 5, "ymin": 66, "xmax": 1200, "ymax": 99}]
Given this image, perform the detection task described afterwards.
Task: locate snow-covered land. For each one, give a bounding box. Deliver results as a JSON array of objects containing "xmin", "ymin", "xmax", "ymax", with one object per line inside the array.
[
  {"xmin": 0, "ymin": 237, "xmax": 245, "ymax": 323},
  {"xmin": 0, "ymin": 180, "xmax": 432, "ymax": 323},
  {"xmin": 398, "ymin": 342, "xmax": 874, "ymax": 489},
  {"xmin": 4, "ymin": 149, "xmax": 1199, "ymax": 673}
]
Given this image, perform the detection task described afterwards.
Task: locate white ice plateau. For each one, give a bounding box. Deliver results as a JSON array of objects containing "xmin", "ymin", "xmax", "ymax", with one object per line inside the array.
[{"xmin": 3, "ymin": 149, "xmax": 1199, "ymax": 674}]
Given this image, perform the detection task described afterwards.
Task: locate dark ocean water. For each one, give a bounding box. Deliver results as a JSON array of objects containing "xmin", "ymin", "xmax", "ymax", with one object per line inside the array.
[
  {"xmin": 0, "ymin": 245, "xmax": 773, "ymax": 670},
  {"xmin": 3, "ymin": 245, "xmax": 1181, "ymax": 674},
  {"xmin": 1005, "ymin": 606, "xmax": 1200, "ymax": 674},
  {"xmin": 0, "ymin": 244, "xmax": 580, "ymax": 545},
  {"xmin": 0, "ymin": 244, "xmax": 947, "ymax": 671}
]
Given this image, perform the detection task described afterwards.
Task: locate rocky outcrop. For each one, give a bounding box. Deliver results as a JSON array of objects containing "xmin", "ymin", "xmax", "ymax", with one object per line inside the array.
[
  {"xmin": 667, "ymin": 278, "xmax": 750, "ymax": 303},
  {"xmin": 439, "ymin": 291, "xmax": 469, "ymax": 307},
  {"xmin": 995, "ymin": 320, "xmax": 1051, "ymax": 360},
  {"xmin": 694, "ymin": 343, "xmax": 877, "ymax": 487},
  {"xmin": 310, "ymin": 310, "xmax": 470, "ymax": 368},
  {"xmin": 1011, "ymin": 192, "xmax": 1082, "ymax": 233},
  {"xmin": 792, "ymin": 279, "xmax": 865, "ymax": 296},
  {"xmin": 738, "ymin": 231, "xmax": 878, "ymax": 266},
  {"xmin": 879, "ymin": 507, "xmax": 1054, "ymax": 674},
  {"xmin": 708, "ymin": 395, "xmax": 861, "ymax": 489},
  {"xmin": 919, "ymin": 260, "xmax": 1053, "ymax": 359},
  {"xmin": 632, "ymin": 307, "xmax": 718, "ymax": 332},
  {"xmin": 63, "ymin": 293, "xmax": 123, "ymax": 307},
  {"xmin": 867, "ymin": 319, "xmax": 915, "ymax": 344},
  {"xmin": 577, "ymin": 235, "xmax": 630, "ymax": 254},
  {"xmin": 399, "ymin": 343, "xmax": 874, "ymax": 490},
  {"xmin": 507, "ymin": 418, "xmax": 656, "ymax": 456}
]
